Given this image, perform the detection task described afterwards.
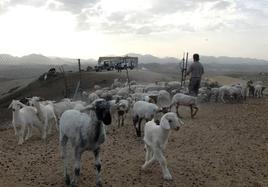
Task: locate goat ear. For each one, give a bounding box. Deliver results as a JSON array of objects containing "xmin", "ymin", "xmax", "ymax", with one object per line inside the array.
[
  {"xmin": 160, "ymin": 117, "xmax": 170, "ymax": 130},
  {"xmin": 80, "ymin": 104, "xmax": 94, "ymax": 112}
]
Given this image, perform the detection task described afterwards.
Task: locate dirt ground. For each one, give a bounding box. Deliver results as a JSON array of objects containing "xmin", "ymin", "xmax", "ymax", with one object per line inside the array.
[{"xmin": 0, "ymin": 96, "xmax": 268, "ymax": 187}]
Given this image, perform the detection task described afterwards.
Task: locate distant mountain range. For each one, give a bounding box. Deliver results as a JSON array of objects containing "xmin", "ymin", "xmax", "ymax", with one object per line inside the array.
[
  {"xmin": 0, "ymin": 54, "xmax": 96, "ymax": 66},
  {"xmin": 1, "ymin": 53, "xmax": 268, "ymax": 66},
  {"xmin": 127, "ymin": 53, "xmax": 268, "ymax": 65}
]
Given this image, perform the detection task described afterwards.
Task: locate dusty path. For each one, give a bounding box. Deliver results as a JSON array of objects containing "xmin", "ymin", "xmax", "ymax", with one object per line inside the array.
[{"xmin": 0, "ymin": 97, "xmax": 268, "ymax": 187}]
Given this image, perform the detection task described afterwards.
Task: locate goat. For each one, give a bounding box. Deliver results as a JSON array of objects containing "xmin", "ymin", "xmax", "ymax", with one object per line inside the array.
[
  {"xmin": 59, "ymin": 99, "xmax": 112, "ymax": 187},
  {"xmin": 142, "ymin": 112, "xmax": 184, "ymax": 180}
]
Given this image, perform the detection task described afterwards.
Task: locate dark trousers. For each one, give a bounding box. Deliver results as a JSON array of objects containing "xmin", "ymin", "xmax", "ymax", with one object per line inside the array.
[{"xmin": 189, "ymin": 77, "xmax": 201, "ymax": 96}]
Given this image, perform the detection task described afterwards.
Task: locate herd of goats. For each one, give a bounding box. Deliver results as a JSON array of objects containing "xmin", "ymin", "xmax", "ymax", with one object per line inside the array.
[{"xmin": 8, "ymin": 78, "xmax": 266, "ymax": 187}]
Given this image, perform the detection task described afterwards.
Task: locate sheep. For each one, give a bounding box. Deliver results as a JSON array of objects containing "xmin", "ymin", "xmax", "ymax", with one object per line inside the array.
[
  {"xmin": 170, "ymin": 93, "xmax": 198, "ymax": 118},
  {"xmin": 81, "ymin": 91, "xmax": 89, "ymax": 100},
  {"xmin": 28, "ymin": 97, "xmax": 58, "ymax": 138},
  {"xmin": 146, "ymin": 92, "xmax": 159, "ymax": 104},
  {"xmin": 8, "ymin": 100, "xmax": 43, "ymax": 145},
  {"xmin": 51, "ymin": 99, "xmax": 73, "ymax": 121},
  {"xmin": 131, "ymin": 93, "xmax": 146, "ymax": 102},
  {"xmin": 94, "ymin": 89, "xmax": 103, "ymax": 97},
  {"xmin": 228, "ymin": 85, "xmax": 243, "ymax": 103},
  {"xmin": 94, "ymin": 85, "xmax": 101, "ymax": 90},
  {"xmin": 157, "ymin": 90, "xmax": 171, "ymax": 113},
  {"xmin": 145, "ymin": 84, "xmax": 165, "ymax": 92},
  {"xmin": 210, "ymin": 87, "xmax": 220, "ymax": 102},
  {"xmin": 70, "ymin": 100, "xmax": 87, "ymax": 111},
  {"xmin": 132, "ymin": 101, "xmax": 160, "ymax": 137},
  {"xmin": 117, "ymin": 86, "xmax": 131, "ymax": 98},
  {"xmin": 142, "ymin": 112, "xmax": 184, "ymax": 180},
  {"xmin": 107, "ymin": 98, "xmax": 129, "ymax": 128},
  {"xmin": 108, "ymin": 99, "xmax": 118, "ymax": 125},
  {"xmin": 254, "ymin": 84, "xmax": 263, "ymax": 98},
  {"xmin": 88, "ymin": 92, "xmax": 100, "ymax": 104},
  {"xmin": 167, "ymin": 81, "xmax": 181, "ymax": 91},
  {"xmin": 131, "ymin": 84, "xmax": 146, "ymax": 93},
  {"xmin": 59, "ymin": 99, "xmax": 111, "ymax": 187},
  {"xmin": 218, "ymin": 85, "xmax": 232, "ymax": 103},
  {"xmin": 116, "ymin": 99, "xmax": 130, "ymax": 127},
  {"xmin": 111, "ymin": 78, "xmax": 123, "ymax": 88},
  {"xmin": 232, "ymin": 84, "xmax": 247, "ymax": 101},
  {"xmin": 198, "ymin": 87, "xmax": 212, "ymax": 102}
]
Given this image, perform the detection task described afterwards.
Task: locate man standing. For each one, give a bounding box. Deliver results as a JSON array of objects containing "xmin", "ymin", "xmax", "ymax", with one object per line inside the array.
[{"xmin": 186, "ymin": 53, "xmax": 204, "ymax": 96}]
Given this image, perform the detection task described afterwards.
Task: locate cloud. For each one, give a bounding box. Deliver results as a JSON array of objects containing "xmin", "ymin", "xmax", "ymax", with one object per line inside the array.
[
  {"xmin": 212, "ymin": 1, "xmax": 231, "ymax": 10},
  {"xmin": 9, "ymin": 0, "xmax": 47, "ymax": 7},
  {"xmin": 149, "ymin": 0, "xmax": 222, "ymax": 15},
  {"xmin": 55, "ymin": 0, "xmax": 100, "ymax": 14},
  {"xmin": 2, "ymin": 0, "xmax": 268, "ymax": 35}
]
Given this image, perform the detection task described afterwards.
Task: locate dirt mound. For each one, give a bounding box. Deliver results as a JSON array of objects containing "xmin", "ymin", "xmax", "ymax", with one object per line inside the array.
[{"xmin": 1, "ymin": 97, "xmax": 268, "ymax": 186}]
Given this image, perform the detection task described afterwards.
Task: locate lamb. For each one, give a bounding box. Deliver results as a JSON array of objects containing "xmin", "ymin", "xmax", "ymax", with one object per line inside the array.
[
  {"xmin": 132, "ymin": 101, "xmax": 160, "ymax": 137},
  {"xmin": 170, "ymin": 93, "xmax": 198, "ymax": 118},
  {"xmin": 59, "ymin": 99, "xmax": 111, "ymax": 187},
  {"xmin": 9, "ymin": 100, "xmax": 43, "ymax": 145},
  {"xmin": 142, "ymin": 112, "xmax": 184, "ymax": 180}
]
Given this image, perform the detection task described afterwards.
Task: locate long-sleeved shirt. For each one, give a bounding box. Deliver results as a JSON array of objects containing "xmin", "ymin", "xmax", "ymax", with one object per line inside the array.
[{"xmin": 186, "ymin": 61, "xmax": 204, "ymax": 78}]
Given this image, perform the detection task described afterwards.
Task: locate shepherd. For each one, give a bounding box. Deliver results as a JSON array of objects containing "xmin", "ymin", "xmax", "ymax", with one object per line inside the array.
[{"xmin": 186, "ymin": 53, "xmax": 204, "ymax": 96}]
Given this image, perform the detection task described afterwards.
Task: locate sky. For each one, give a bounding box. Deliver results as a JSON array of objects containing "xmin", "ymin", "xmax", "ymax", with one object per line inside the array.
[{"xmin": 0, "ymin": 0, "xmax": 267, "ymax": 60}]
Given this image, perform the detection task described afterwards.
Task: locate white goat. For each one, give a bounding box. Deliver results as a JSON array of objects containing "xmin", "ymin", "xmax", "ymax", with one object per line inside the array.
[
  {"xmin": 59, "ymin": 99, "xmax": 111, "ymax": 187},
  {"xmin": 132, "ymin": 101, "xmax": 160, "ymax": 137},
  {"xmin": 28, "ymin": 97, "xmax": 58, "ymax": 138},
  {"xmin": 9, "ymin": 100, "xmax": 43, "ymax": 145},
  {"xmin": 142, "ymin": 112, "xmax": 184, "ymax": 180},
  {"xmin": 170, "ymin": 93, "xmax": 198, "ymax": 118}
]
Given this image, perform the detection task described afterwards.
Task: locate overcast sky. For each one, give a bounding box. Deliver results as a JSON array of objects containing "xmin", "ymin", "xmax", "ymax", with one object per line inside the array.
[{"xmin": 0, "ymin": 0, "xmax": 267, "ymax": 60}]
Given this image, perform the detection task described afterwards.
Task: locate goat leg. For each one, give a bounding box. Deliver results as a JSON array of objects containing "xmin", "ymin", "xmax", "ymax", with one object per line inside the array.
[
  {"xmin": 191, "ymin": 106, "xmax": 199, "ymax": 118},
  {"xmin": 94, "ymin": 148, "xmax": 102, "ymax": 187},
  {"xmin": 72, "ymin": 147, "xmax": 82, "ymax": 187}
]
